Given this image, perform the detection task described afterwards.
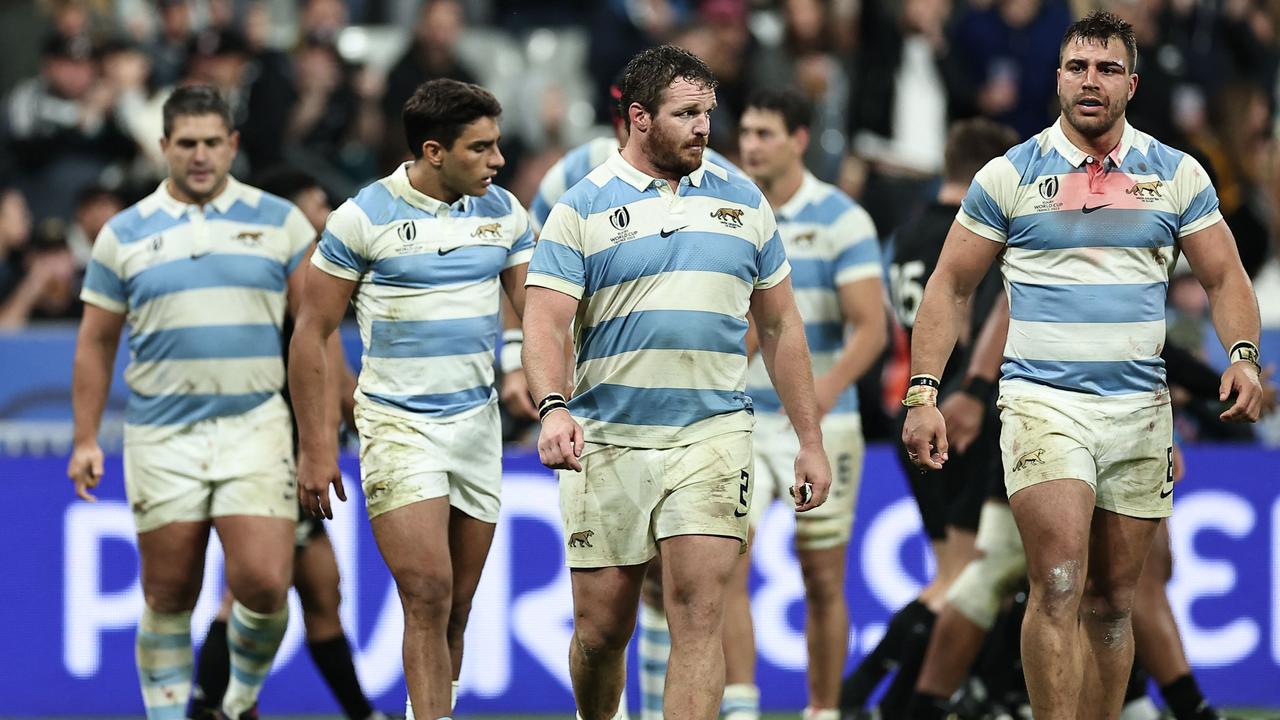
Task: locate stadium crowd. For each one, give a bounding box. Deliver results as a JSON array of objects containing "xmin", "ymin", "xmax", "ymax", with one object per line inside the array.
[{"xmin": 3, "ymin": 0, "xmax": 1278, "ymax": 445}]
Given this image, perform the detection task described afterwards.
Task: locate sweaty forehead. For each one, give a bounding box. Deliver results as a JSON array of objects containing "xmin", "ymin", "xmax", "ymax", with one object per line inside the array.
[
  {"xmin": 661, "ymin": 78, "xmax": 716, "ymax": 108},
  {"xmin": 1061, "ymin": 36, "xmax": 1129, "ymax": 67}
]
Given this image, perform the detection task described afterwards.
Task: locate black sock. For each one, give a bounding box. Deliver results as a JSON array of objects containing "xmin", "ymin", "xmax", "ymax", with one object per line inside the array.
[
  {"xmin": 1124, "ymin": 663, "xmax": 1150, "ymax": 705},
  {"xmin": 308, "ymin": 635, "xmax": 374, "ymax": 720},
  {"xmin": 1161, "ymin": 673, "xmax": 1219, "ymax": 720},
  {"xmin": 902, "ymin": 692, "xmax": 951, "ymax": 720},
  {"xmin": 840, "ymin": 599, "xmax": 933, "ymax": 709},
  {"xmin": 189, "ymin": 620, "xmax": 229, "ymax": 717},
  {"xmin": 877, "ymin": 605, "xmax": 938, "ymax": 717}
]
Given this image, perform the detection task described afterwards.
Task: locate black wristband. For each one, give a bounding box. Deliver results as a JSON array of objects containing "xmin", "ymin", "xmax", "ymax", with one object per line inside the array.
[
  {"xmin": 538, "ymin": 400, "xmax": 568, "ymax": 420},
  {"xmin": 961, "ymin": 376, "xmax": 995, "ymax": 401},
  {"xmin": 538, "ymin": 393, "xmax": 567, "ymax": 410},
  {"xmin": 909, "ymin": 374, "xmax": 940, "ymax": 389}
]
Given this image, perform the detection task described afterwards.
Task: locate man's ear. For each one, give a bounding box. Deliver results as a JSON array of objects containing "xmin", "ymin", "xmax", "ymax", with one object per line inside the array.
[{"xmin": 629, "ymin": 102, "xmax": 650, "ymax": 134}]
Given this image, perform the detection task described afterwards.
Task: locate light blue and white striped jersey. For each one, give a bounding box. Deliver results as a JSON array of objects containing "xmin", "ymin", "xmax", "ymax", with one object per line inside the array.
[
  {"xmin": 958, "ymin": 120, "xmax": 1223, "ymax": 396},
  {"xmin": 313, "ymin": 163, "xmax": 535, "ymax": 421},
  {"xmin": 744, "ymin": 173, "xmax": 881, "ymax": 417},
  {"xmin": 528, "ymin": 151, "xmax": 790, "ymax": 448},
  {"xmin": 80, "ymin": 177, "xmax": 314, "ymax": 435},
  {"xmin": 530, "ymin": 136, "xmax": 744, "ymax": 232}
]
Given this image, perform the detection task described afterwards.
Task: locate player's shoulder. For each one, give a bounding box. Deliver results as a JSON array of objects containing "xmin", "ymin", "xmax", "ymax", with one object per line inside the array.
[
  {"xmin": 554, "ymin": 162, "xmax": 626, "ymax": 220},
  {"xmin": 469, "ymin": 183, "xmax": 519, "ymax": 218},
  {"xmin": 105, "ymin": 193, "xmax": 179, "ymax": 244},
  {"xmin": 342, "ymin": 175, "xmax": 408, "ymax": 227},
  {"xmin": 696, "ymin": 161, "xmax": 765, "ymax": 209},
  {"xmin": 233, "ymin": 183, "xmax": 297, "ymax": 227},
  {"xmin": 1123, "ymin": 126, "xmax": 1194, "ymax": 179}
]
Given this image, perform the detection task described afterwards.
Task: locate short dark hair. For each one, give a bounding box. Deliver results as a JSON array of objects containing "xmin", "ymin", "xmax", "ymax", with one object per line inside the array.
[
  {"xmin": 402, "ymin": 79, "xmax": 502, "ymax": 157},
  {"xmin": 162, "ymin": 84, "xmax": 234, "ymax": 137},
  {"xmin": 616, "ymin": 45, "xmax": 718, "ymax": 130},
  {"xmin": 943, "ymin": 118, "xmax": 1020, "ymax": 183},
  {"xmin": 75, "ymin": 184, "xmax": 124, "ymax": 210},
  {"xmin": 254, "ymin": 166, "xmax": 321, "ymax": 203},
  {"xmin": 744, "ymin": 88, "xmax": 812, "ymax": 134},
  {"xmin": 1061, "ymin": 10, "xmax": 1137, "ymax": 72}
]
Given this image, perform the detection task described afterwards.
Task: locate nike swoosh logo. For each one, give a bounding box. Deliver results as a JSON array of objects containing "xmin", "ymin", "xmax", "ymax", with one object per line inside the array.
[
  {"xmin": 437, "ymin": 247, "xmax": 463, "ymax": 255},
  {"xmin": 660, "ymin": 226, "xmax": 687, "ymax": 238},
  {"xmin": 1081, "ymin": 204, "xmax": 1112, "ymax": 214},
  {"xmin": 1160, "ymin": 486, "xmax": 1174, "ymax": 498},
  {"xmin": 733, "ymin": 507, "xmax": 748, "ymax": 517}
]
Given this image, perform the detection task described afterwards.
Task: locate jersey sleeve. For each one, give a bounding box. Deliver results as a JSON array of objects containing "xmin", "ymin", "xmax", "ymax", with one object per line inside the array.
[
  {"xmin": 312, "ymin": 201, "xmax": 372, "ymax": 281},
  {"xmin": 282, "ymin": 205, "xmax": 318, "ymax": 274},
  {"xmin": 831, "ymin": 204, "xmax": 882, "ymax": 286},
  {"xmin": 505, "ymin": 202, "xmax": 536, "ymax": 269},
  {"xmin": 956, "ymin": 156, "xmax": 1017, "ymax": 243},
  {"xmin": 754, "ymin": 201, "xmax": 791, "ymax": 290},
  {"xmin": 80, "ymin": 224, "xmax": 127, "ymax": 314},
  {"xmin": 1172, "ymin": 154, "xmax": 1223, "ymax": 237},
  {"xmin": 526, "ymin": 202, "xmax": 586, "ymax": 299}
]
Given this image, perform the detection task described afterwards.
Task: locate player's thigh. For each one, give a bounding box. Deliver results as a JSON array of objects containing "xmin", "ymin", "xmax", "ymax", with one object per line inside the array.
[
  {"xmin": 561, "ymin": 443, "xmax": 664, "ymax": 569},
  {"xmin": 355, "ymin": 402, "xmax": 455, "ymax": 521},
  {"xmin": 1008, "ymin": 478, "xmax": 1095, "ymax": 597},
  {"xmin": 136, "ymin": 519, "xmax": 212, "ymax": 610},
  {"xmin": 371, "ymin": 496, "xmax": 454, "ymax": 604},
  {"xmin": 215, "ymin": 514, "xmax": 296, "ymax": 602},
  {"xmin": 659, "ymin": 533, "xmax": 741, "ymax": 619},
  {"xmin": 795, "ymin": 419, "xmax": 864, "ymax": 551},
  {"xmin": 210, "ymin": 396, "xmax": 299, "ymax": 524},
  {"xmin": 570, "ymin": 563, "xmax": 648, "ymax": 647},
  {"xmin": 123, "ymin": 429, "xmax": 215, "ymax": 534},
  {"xmin": 445, "ymin": 403, "xmax": 504, "ymax": 524},
  {"xmin": 1085, "ymin": 507, "xmax": 1161, "ymax": 607},
  {"xmin": 448, "ymin": 506, "xmax": 497, "ymax": 610},
  {"xmin": 653, "ymin": 431, "xmax": 754, "ymax": 549},
  {"xmin": 1095, "ymin": 401, "xmax": 1174, "ymax": 520}
]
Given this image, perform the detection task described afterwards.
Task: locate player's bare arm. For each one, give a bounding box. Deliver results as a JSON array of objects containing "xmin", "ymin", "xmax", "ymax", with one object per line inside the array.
[
  {"xmin": 522, "ymin": 285, "xmax": 583, "ymax": 471},
  {"xmin": 67, "ymin": 304, "xmax": 126, "ymax": 502},
  {"xmin": 904, "ymin": 222, "xmax": 1003, "ymax": 469},
  {"xmin": 815, "ymin": 276, "xmax": 888, "ymax": 418},
  {"xmin": 1178, "ymin": 219, "xmax": 1264, "ymax": 422},
  {"xmin": 940, "ymin": 291, "xmax": 1008, "ymax": 454},
  {"xmin": 288, "ymin": 264, "xmax": 357, "ymax": 518},
  {"xmin": 749, "ymin": 276, "xmax": 831, "ymax": 511},
  {"xmin": 499, "ymin": 263, "xmax": 537, "ymax": 419}
]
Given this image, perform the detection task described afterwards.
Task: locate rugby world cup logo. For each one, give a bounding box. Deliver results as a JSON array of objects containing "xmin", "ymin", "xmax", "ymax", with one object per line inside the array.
[
  {"xmin": 396, "ymin": 222, "xmax": 416, "ymax": 243},
  {"xmin": 609, "ymin": 206, "xmax": 630, "ymax": 231},
  {"xmin": 1038, "ymin": 176, "xmax": 1059, "ymax": 200}
]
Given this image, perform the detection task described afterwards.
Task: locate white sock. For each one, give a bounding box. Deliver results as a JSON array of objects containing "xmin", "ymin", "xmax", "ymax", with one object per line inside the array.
[
  {"xmin": 576, "ymin": 697, "xmax": 628, "ymax": 720},
  {"xmin": 723, "ymin": 683, "xmax": 760, "ymax": 720},
  {"xmin": 136, "ymin": 607, "xmax": 193, "ymax": 720},
  {"xmin": 406, "ymin": 680, "xmax": 459, "ymax": 720},
  {"xmin": 638, "ymin": 602, "xmax": 669, "ymax": 720},
  {"xmin": 222, "ymin": 602, "xmax": 289, "ymax": 717},
  {"xmin": 802, "ymin": 707, "xmax": 840, "ymax": 720}
]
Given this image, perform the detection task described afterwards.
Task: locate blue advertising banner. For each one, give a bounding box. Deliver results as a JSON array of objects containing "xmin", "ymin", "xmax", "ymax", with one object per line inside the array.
[{"xmin": 2, "ymin": 445, "xmax": 1277, "ymax": 716}]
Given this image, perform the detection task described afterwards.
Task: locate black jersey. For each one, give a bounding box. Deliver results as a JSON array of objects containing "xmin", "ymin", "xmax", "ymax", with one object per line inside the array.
[{"xmin": 888, "ymin": 202, "xmax": 1003, "ymax": 389}]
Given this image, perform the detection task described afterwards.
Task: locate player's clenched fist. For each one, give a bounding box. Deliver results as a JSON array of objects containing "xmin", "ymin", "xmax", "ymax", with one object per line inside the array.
[
  {"xmin": 538, "ymin": 408, "xmax": 584, "ymax": 471},
  {"xmin": 296, "ymin": 451, "xmax": 346, "ymax": 519},
  {"xmin": 903, "ymin": 405, "xmax": 949, "ymax": 470}
]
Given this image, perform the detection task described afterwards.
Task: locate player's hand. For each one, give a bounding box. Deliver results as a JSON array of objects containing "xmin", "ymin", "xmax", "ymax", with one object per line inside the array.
[
  {"xmin": 538, "ymin": 408, "xmax": 584, "ymax": 471},
  {"xmin": 500, "ymin": 369, "xmax": 538, "ymax": 421},
  {"xmin": 296, "ymin": 450, "xmax": 346, "ymax": 519},
  {"xmin": 67, "ymin": 441, "xmax": 104, "ymax": 502},
  {"xmin": 903, "ymin": 405, "xmax": 949, "ymax": 470},
  {"xmin": 792, "ymin": 442, "xmax": 831, "ymax": 513},
  {"xmin": 1219, "ymin": 361, "xmax": 1263, "ymax": 423},
  {"xmin": 939, "ymin": 391, "xmax": 986, "ymax": 455}
]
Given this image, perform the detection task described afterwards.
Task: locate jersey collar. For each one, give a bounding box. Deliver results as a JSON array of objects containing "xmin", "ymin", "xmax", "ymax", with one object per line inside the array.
[
  {"xmin": 389, "ymin": 162, "xmax": 469, "ymax": 216},
  {"xmin": 1048, "ymin": 117, "xmax": 1136, "ymax": 168},
  {"xmin": 144, "ymin": 174, "xmax": 249, "ymax": 217},
  {"xmin": 607, "ymin": 149, "xmax": 708, "ymax": 191},
  {"xmin": 776, "ymin": 171, "xmax": 822, "ymax": 221}
]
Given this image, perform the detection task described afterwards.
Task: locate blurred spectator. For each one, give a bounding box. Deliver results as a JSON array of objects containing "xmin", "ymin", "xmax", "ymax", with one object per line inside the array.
[
  {"xmin": 1113, "ymin": 0, "xmax": 1197, "ymax": 144},
  {"xmin": 254, "ymin": 165, "xmax": 330, "ymax": 234},
  {"xmin": 1188, "ymin": 82, "xmax": 1274, "ymax": 277},
  {"xmin": 382, "ymin": 0, "xmax": 478, "ymax": 167},
  {"xmin": 3, "ymin": 34, "xmax": 135, "ymax": 223},
  {"xmin": 950, "ymin": 0, "xmax": 1071, "ymax": 139},
  {"xmin": 65, "ymin": 184, "xmax": 124, "ymax": 270},
  {"xmin": 0, "ymin": 186, "xmax": 77, "ymax": 329},
  {"xmin": 146, "ymin": 0, "xmax": 195, "ymax": 89},
  {"xmin": 587, "ymin": 0, "xmax": 694, "ymax": 124},
  {"xmin": 849, "ymin": 0, "xmax": 967, "ymax": 232},
  {"xmin": 286, "ymin": 36, "xmax": 384, "ymax": 193},
  {"xmin": 686, "ymin": 0, "xmax": 753, "ymax": 155},
  {"xmin": 299, "ymin": 0, "xmax": 349, "ymax": 44}
]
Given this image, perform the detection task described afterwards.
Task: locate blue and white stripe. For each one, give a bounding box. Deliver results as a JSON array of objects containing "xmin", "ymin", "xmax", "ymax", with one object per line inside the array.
[
  {"xmin": 745, "ymin": 173, "xmax": 880, "ymax": 416},
  {"xmin": 80, "ymin": 177, "xmax": 314, "ymax": 433},
  {"xmin": 528, "ymin": 151, "xmax": 788, "ymax": 448},
  {"xmin": 313, "ymin": 163, "xmax": 535, "ymax": 421},
  {"xmin": 956, "ymin": 120, "xmax": 1223, "ymax": 396}
]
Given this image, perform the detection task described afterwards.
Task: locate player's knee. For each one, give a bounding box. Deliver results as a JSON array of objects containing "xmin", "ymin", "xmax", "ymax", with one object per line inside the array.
[
  {"xmin": 800, "ymin": 562, "xmax": 845, "ymax": 609},
  {"xmin": 1081, "ymin": 578, "xmax": 1136, "ymax": 620},
  {"xmin": 574, "ymin": 613, "xmax": 635, "ymax": 657},
  {"xmin": 446, "ymin": 596, "xmax": 474, "ymax": 644},
  {"xmin": 1028, "ymin": 559, "xmax": 1084, "ymax": 619},
  {"xmin": 396, "ymin": 570, "xmax": 453, "ymax": 623},
  {"xmin": 144, "ymin": 585, "xmax": 200, "ymax": 614},
  {"xmin": 664, "ymin": 583, "xmax": 725, "ymax": 632}
]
